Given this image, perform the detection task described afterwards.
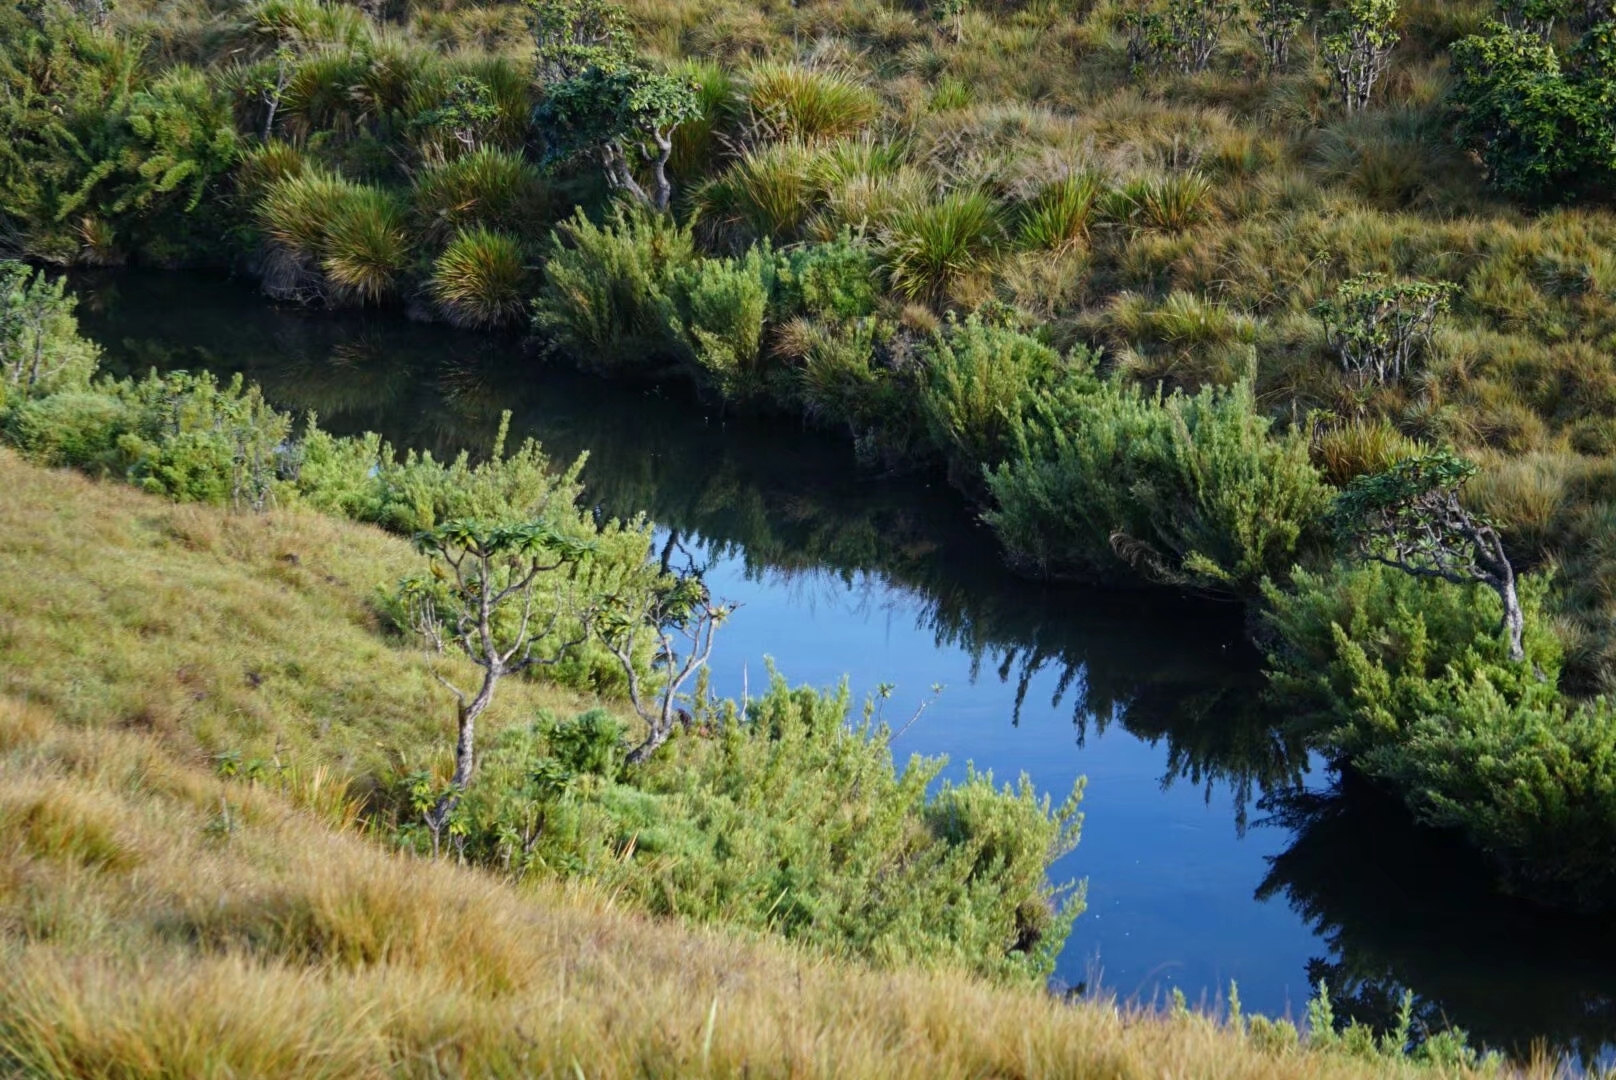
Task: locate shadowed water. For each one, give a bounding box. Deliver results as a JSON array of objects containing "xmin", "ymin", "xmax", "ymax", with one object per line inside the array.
[{"xmin": 74, "ymin": 269, "xmax": 1616, "ymax": 1063}]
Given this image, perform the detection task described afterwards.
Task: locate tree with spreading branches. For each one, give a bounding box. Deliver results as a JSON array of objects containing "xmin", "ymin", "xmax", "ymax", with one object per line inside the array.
[
  {"xmin": 1334, "ymin": 451, "xmax": 1526, "ymax": 662},
  {"xmin": 596, "ymin": 552, "xmax": 734, "ymax": 764},
  {"xmin": 402, "ymin": 519, "xmax": 596, "ymax": 845}
]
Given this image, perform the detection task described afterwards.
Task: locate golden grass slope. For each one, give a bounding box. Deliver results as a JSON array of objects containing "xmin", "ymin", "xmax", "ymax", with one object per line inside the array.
[{"xmin": 0, "ymin": 451, "xmax": 1503, "ymax": 1078}]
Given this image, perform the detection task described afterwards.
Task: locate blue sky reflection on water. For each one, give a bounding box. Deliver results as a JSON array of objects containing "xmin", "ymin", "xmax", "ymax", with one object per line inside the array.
[{"xmin": 683, "ymin": 533, "xmax": 1322, "ymax": 1020}]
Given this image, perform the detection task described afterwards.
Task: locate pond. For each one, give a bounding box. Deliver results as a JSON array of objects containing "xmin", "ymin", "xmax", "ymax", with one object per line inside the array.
[{"xmin": 74, "ymin": 269, "xmax": 1616, "ymax": 1063}]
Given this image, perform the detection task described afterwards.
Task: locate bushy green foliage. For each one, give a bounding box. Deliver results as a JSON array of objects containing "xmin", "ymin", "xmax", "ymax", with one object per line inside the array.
[
  {"xmin": 1320, "ymin": 0, "xmax": 1402, "ymax": 114},
  {"xmin": 986, "ymin": 379, "xmax": 1331, "ymax": 592},
  {"xmin": 662, "ymin": 242, "xmax": 779, "ymax": 400},
  {"xmin": 1262, "ymin": 563, "xmax": 1560, "ymax": 747},
  {"xmin": 532, "ymin": 204, "xmax": 694, "ymax": 373},
  {"xmin": 1262, "ymin": 562, "xmax": 1616, "ymax": 907},
  {"xmin": 1120, "ymin": 0, "xmax": 1241, "ymax": 75},
  {"xmin": 0, "ymin": 8, "xmax": 236, "ymax": 264},
  {"xmin": 423, "ymin": 672, "xmax": 1086, "ymax": 983},
  {"xmin": 775, "ymin": 232, "xmax": 880, "ymax": 320},
  {"xmin": 1451, "ymin": 21, "xmax": 1616, "ymax": 200},
  {"xmin": 917, "ymin": 315, "xmax": 1078, "ymax": 477}
]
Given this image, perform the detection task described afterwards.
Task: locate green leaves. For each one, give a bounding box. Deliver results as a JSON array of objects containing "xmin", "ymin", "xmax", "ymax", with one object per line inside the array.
[
  {"xmin": 1313, "ymin": 272, "xmax": 1453, "ymax": 387},
  {"xmin": 1451, "ymin": 20, "xmax": 1616, "ymax": 201}
]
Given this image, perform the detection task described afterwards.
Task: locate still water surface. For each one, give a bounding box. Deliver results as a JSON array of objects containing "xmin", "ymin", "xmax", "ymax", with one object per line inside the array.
[{"xmin": 75, "ymin": 270, "xmax": 1616, "ymax": 1060}]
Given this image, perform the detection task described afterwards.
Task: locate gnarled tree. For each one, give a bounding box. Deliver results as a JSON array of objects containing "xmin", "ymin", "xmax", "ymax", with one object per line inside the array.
[
  {"xmin": 1334, "ymin": 451, "xmax": 1526, "ymax": 662},
  {"xmin": 596, "ymin": 553, "xmax": 733, "ymax": 764},
  {"xmin": 529, "ymin": 0, "xmax": 697, "ymax": 211},
  {"xmin": 404, "ymin": 519, "xmax": 596, "ymax": 842}
]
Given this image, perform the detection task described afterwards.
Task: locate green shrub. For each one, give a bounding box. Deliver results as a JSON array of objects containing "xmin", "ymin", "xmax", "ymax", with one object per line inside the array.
[
  {"xmin": 775, "ymin": 232, "xmax": 880, "ymax": 320},
  {"xmin": 430, "ymin": 227, "xmax": 528, "ymax": 329},
  {"xmin": 986, "ymin": 380, "xmax": 1331, "ymax": 592},
  {"xmin": 917, "ymin": 316, "xmax": 1079, "ymax": 477},
  {"xmin": 430, "ymin": 672, "xmax": 1086, "ymax": 983},
  {"xmin": 1363, "ymin": 676, "xmax": 1616, "ymax": 909},
  {"xmin": 532, "ymin": 205, "xmax": 694, "ymax": 375},
  {"xmin": 1263, "ymin": 562, "xmax": 1616, "ymax": 907},
  {"xmin": 662, "ymin": 243, "xmax": 780, "ymax": 401},
  {"xmin": 0, "ymin": 264, "xmax": 100, "ymax": 406},
  {"xmin": 1261, "ymin": 562, "xmax": 1561, "ymax": 747}
]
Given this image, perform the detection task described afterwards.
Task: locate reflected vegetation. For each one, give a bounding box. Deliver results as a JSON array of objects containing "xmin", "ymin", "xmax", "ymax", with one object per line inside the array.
[
  {"xmin": 1258, "ymin": 774, "xmax": 1616, "ymax": 1063},
  {"xmin": 74, "ymin": 268, "xmax": 1616, "ymax": 1061}
]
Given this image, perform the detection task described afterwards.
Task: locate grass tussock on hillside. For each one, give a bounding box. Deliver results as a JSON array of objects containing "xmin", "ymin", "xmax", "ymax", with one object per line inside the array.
[{"xmin": 0, "ymin": 450, "xmax": 1505, "ymax": 1079}]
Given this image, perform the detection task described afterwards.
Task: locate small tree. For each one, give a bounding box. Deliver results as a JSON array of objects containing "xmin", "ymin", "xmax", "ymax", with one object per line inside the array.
[
  {"xmin": 1320, "ymin": 0, "xmax": 1401, "ymax": 113},
  {"xmin": 404, "ymin": 519, "xmax": 595, "ymax": 845},
  {"xmin": 1122, "ymin": 0, "xmax": 1241, "ymax": 74},
  {"xmin": 596, "ymin": 557, "xmax": 734, "ymax": 764},
  {"xmin": 1254, "ymin": 0, "xmax": 1307, "ymax": 74},
  {"xmin": 537, "ymin": 59, "xmax": 698, "ymax": 211},
  {"xmin": 1314, "ymin": 272, "xmax": 1454, "ymax": 388},
  {"xmin": 1334, "ymin": 451, "xmax": 1526, "ymax": 662}
]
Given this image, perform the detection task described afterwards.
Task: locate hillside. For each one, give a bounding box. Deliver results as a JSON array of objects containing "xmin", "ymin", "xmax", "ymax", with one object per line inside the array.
[{"xmin": 0, "ymin": 449, "xmax": 1498, "ymax": 1078}]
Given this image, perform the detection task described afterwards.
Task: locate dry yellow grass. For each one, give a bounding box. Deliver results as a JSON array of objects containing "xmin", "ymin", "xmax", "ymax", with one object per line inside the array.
[{"xmin": 0, "ymin": 452, "xmax": 1511, "ymax": 1078}]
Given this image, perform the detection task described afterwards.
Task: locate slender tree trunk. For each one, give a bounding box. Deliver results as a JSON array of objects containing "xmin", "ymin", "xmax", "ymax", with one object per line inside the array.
[{"xmin": 1497, "ymin": 575, "xmax": 1525, "ymax": 664}]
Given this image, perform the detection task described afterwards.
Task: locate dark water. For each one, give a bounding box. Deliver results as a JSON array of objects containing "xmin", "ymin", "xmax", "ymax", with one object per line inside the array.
[{"xmin": 74, "ymin": 270, "xmax": 1616, "ymax": 1062}]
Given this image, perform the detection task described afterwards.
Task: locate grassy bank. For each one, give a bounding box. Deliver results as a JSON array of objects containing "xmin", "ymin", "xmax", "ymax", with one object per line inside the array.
[{"xmin": 0, "ymin": 448, "xmax": 1503, "ymax": 1077}]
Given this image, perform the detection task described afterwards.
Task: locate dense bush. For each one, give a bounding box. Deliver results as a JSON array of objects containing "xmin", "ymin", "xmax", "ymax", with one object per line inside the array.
[
  {"xmin": 418, "ymin": 672, "xmax": 1085, "ymax": 983},
  {"xmin": 917, "ymin": 316, "xmax": 1078, "ymax": 480},
  {"xmin": 1263, "ymin": 562, "xmax": 1616, "ymax": 907},
  {"xmin": 532, "ymin": 205, "xmax": 694, "ymax": 374},
  {"xmin": 1450, "ymin": 21, "xmax": 1616, "ymax": 201},
  {"xmin": 986, "ymin": 379, "xmax": 1331, "ymax": 592}
]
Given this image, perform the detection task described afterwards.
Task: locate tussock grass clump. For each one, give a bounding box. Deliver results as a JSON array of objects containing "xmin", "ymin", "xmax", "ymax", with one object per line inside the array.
[
  {"xmin": 880, "ymin": 190, "xmax": 1003, "ymax": 305},
  {"xmin": 257, "ymin": 171, "xmax": 410, "ymax": 306},
  {"xmin": 319, "ymin": 185, "xmax": 410, "ymax": 305},
  {"xmin": 1016, "ymin": 172, "xmax": 1105, "ymax": 254},
  {"xmin": 1103, "ymin": 172, "xmax": 1215, "ymax": 233},
  {"xmin": 742, "ymin": 62, "xmax": 880, "ymax": 143},
  {"xmin": 410, "ymin": 148, "xmax": 548, "ymax": 246},
  {"xmin": 429, "ymin": 226, "xmax": 528, "ymax": 328}
]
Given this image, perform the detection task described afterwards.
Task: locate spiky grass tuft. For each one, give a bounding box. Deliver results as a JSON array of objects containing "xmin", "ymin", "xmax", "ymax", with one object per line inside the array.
[
  {"xmin": 880, "ymin": 189, "xmax": 1003, "ymax": 305},
  {"xmin": 430, "ymin": 227, "xmax": 527, "ymax": 329}
]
